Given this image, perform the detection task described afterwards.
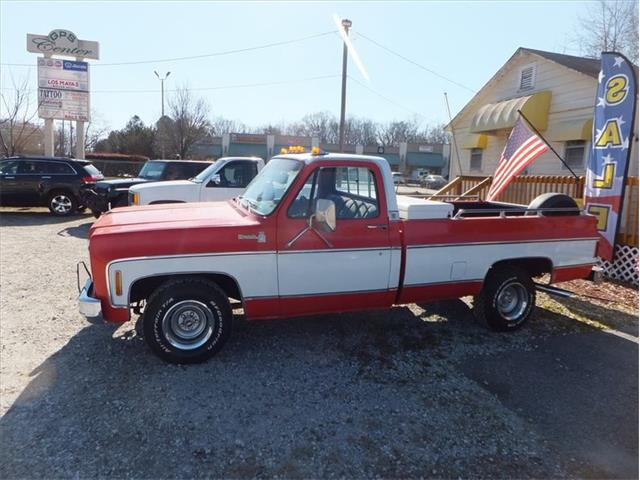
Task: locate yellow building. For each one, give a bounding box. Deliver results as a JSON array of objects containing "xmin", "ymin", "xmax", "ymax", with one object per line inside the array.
[{"xmin": 447, "ymin": 48, "xmax": 638, "ymax": 178}]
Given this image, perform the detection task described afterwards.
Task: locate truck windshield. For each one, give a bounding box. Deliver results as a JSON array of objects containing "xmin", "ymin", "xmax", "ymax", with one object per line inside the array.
[
  {"xmin": 239, "ymin": 158, "xmax": 302, "ymax": 215},
  {"xmin": 138, "ymin": 161, "xmax": 167, "ymax": 180}
]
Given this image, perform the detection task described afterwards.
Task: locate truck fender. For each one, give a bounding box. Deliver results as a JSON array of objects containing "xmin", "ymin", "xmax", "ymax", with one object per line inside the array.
[
  {"xmin": 128, "ymin": 272, "xmax": 244, "ymax": 306},
  {"xmin": 485, "ymin": 257, "xmax": 554, "ymax": 282}
]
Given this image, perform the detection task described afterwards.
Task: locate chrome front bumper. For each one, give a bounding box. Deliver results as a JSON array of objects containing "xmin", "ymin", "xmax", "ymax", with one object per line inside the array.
[{"xmin": 78, "ymin": 279, "xmax": 102, "ymax": 318}]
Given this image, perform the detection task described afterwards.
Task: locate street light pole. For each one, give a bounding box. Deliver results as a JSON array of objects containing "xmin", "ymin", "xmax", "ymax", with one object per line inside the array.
[
  {"xmin": 338, "ymin": 18, "xmax": 351, "ymax": 153},
  {"xmin": 154, "ymin": 70, "xmax": 171, "ymax": 158}
]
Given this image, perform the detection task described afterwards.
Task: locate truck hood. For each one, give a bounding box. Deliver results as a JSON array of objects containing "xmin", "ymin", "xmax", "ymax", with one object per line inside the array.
[
  {"xmin": 96, "ymin": 178, "xmax": 150, "ymax": 190},
  {"xmin": 92, "ymin": 200, "xmax": 247, "ymax": 231},
  {"xmin": 131, "ymin": 179, "xmax": 196, "ymax": 192}
]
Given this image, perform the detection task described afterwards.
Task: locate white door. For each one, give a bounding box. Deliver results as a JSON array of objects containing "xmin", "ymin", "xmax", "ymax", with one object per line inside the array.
[{"xmin": 200, "ymin": 160, "xmax": 258, "ymax": 202}]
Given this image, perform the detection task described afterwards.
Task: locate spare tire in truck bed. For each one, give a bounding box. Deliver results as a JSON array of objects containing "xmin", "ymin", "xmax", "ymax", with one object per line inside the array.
[{"xmin": 527, "ymin": 193, "xmax": 580, "ymax": 216}]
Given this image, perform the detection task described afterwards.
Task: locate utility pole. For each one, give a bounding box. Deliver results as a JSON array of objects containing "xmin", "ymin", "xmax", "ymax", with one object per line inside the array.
[
  {"xmin": 338, "ymin": 18, "xmax": 352, "ymax": 153},
  {"xmin": 154, "ymin": 70, "xmax": 171, "ymax": 158}
]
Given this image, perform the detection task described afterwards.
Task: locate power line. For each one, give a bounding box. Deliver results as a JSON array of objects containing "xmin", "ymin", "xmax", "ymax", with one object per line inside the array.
[
  {"xmin": 347, "ymin": 74, "xmax": 425, "ymax": 118},
  {"xmin": 94, "ymin": 74, "xmax": 340, "ymax": 93},
  {"xmin": 355, "ymin": 32, "xmax": 476, "ymax": 93},
  {"xmin": 1, "ymin": 30, "xmax": 336, "ymax": 67},
  {"xmin": 0, "ymin": 74, "xmax": 340, "ymax": 94}
]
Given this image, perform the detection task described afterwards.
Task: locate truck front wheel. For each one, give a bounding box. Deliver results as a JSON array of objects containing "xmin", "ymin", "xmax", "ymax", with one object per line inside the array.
[
  {"xmin": 473, "ymin": 266, "xmax": 535, "ymax": 331},
  {"xmin": 143, "ymin": 277, "xmax": 232, "ymax": 363}
]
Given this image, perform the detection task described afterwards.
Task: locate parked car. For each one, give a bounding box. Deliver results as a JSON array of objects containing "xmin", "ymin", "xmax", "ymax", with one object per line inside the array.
[
  {"xmin": 392, "ymin": 172, "xmax": 406, "ymax": 185},
  {"xmin": 79, "ymin": 152, "xmax": 598, "ymax": 364},
  {"xmin": 81, "ymin": 159, "xmax": 213, "ymax": 217},
  {"xmin": 0, "ymin": 156, "xmax": 103, "ymax": 216},
  {"xmin": 421, "ymin": 174, "xmax": 448, "ymax": 189},
  {"xmin": 129, "ymin": 157, "xmax": 264, "ymax": 206}
]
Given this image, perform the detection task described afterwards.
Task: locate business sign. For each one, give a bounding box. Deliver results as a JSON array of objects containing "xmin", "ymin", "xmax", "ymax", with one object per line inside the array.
[
  {"xmin": 231, "ymin": 133, "xmax": 266, "ymax": 144},
  {"xmin": 37, "ymin": 58, "xmax": 90, "ymax": 121},
  {"xmin": 27, "ymin": 29, "xmax": 100, "ymax": 60},
  {"xmin": 584, "ymin": 52, "xmax": 637, "ymax": 261}
]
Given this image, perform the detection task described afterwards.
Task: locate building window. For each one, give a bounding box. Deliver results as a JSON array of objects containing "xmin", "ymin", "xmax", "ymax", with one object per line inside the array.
[
  {"xmin": 564, "ymin": 140, "xmax": 586, "ymax": 170},
  {"xmin": 470, "ymin": 149, "xmax": 483, "ymax": 171},
  {"xmin": 519, "ymin": 64, "xmax": 536, "ymax": 91}
]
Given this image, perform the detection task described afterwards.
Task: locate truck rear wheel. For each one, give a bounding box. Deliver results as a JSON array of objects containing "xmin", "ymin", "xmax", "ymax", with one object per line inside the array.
[
  {"xmin": 143, "ymin": 277, "xmax": 232, "ymax": 363},
  {"xmin": 473, "ymin": 266, "xmax": 535, "ymax": 331}
]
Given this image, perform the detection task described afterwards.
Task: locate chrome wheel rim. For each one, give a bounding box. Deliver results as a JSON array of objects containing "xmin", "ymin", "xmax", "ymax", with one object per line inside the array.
[
  {"xmin": 51, "ymin": 195, "xmax": 72, "ymax": 214},
  {"xmin": 162, "ymin": 300, "xmax": 214, "ymax": 350},
  {"xmin": 496, "ymin": 281, "xmax": 529, "ymax": 321}
]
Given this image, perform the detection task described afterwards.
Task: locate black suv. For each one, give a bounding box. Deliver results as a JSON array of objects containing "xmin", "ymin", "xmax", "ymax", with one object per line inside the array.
[
  {"xmin": 0, "ymin": 156, "xmax": 104, "ymax": 216},
  {"xmin": 81, "ymin": 159, "xmax": 212, "ymax": 217}
]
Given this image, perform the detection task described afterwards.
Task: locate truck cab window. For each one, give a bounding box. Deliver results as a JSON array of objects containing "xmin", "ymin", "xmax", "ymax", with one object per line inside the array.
[
  {"xmin": 216, "ymin": 161, "xmax": 257, "ymax": 188},
  {"xmin": 288, "ymin": 166, "xmax": 379, "ymax": 220},
  {"xmin": 288, "ymin": 171, "xmax": 318, "ymax": 218}
]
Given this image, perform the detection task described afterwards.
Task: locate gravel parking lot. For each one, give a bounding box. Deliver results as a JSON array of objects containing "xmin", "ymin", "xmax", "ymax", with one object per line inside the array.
[{"xmin": 1, "ymin": 208, "xmax": 638, "ymax": 478}]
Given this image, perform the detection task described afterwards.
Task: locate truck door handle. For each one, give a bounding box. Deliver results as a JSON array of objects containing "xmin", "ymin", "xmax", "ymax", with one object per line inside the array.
[
  {"xmin": 367, "ymin": 224, "xmax": 388, "ymax": 230},
  {"xmin": 41, "ymin": 176, "xmax": 51, "ymax": 179},
  {"xmin": 4, "ymin": 176, "xmax": 15, "ymax": 180}
]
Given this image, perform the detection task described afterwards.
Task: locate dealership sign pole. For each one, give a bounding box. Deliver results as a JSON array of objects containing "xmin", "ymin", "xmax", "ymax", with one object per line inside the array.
[
  {"xmin": 584, "ymin": 52, "xmax": 637, "ymax": 261},
  {"xmin": 26, "ymin": 29, "xmax": 99, "ymax": 159}
]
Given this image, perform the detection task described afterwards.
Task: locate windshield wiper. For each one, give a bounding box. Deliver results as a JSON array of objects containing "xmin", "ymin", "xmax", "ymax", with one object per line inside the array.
[{"xmin": 239, "ymin": 196, "xmax": 260, "ymax": 214}]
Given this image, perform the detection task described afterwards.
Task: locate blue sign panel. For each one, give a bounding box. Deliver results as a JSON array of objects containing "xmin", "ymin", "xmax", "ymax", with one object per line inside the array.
[{"xmin": 584, "ymin": 52, "xmax": 637, "ymax": 260}]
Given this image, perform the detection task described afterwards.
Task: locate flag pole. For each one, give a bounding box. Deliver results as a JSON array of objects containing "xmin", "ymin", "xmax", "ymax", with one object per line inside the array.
[
  {"xmin": 517, "ymin": 109, "xmax": 580, "ymax": 180},
  {"xmin": 444, "ymin": 92, "xmax": 464, "ymax": 178}
]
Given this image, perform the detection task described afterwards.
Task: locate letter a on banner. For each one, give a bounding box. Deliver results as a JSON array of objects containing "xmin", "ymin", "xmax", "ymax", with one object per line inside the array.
[{"xmin": 584, "ymin": 52, "xmax": 637, "ymax": 261}]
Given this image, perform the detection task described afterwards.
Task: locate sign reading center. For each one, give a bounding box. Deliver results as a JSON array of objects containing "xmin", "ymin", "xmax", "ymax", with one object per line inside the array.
[{"xmin": 27, "ymin": 29, "xmax": 100, "ymax": 60}]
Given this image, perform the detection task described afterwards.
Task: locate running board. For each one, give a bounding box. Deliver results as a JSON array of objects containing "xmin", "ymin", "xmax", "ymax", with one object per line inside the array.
[{"xmin": 534, "ymin": 283, "xmax": 577, "ymax": 298}]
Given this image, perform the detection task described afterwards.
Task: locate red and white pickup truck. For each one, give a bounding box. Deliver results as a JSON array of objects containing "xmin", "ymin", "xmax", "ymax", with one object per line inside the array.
[{"xmin": 79, "ymin": 152, "xmax": 599, "ymax": 363}]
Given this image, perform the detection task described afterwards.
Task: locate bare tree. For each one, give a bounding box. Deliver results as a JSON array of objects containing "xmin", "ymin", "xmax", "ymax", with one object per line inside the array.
[
  {"xmin": 420, "ymin": 123, "xmax": 449, "ymax": 144},
  {"xmin": 84, "ymin": 110, "xmax": 110, "ymax": 152},
  {"xmin": 575, "ymin": 0, "xmax": 638, "ymax": 59},
  {"xmin": 290, "ymin": 111, "xmax": 338, "ymax": 143},
  {"xmin": 209, "ymin": 116, "xmax": 249, "ymax": 136},
  {"xmin": 0, "ymin": 76, "xmax": 42, "ymax": 157},
  {"xmin": 160, "ymin": 86, "xmax": 211, "ymax": 158},
  {"xmin": 377, "ymin": 120, "xmax": 420, "ymax": 146}
]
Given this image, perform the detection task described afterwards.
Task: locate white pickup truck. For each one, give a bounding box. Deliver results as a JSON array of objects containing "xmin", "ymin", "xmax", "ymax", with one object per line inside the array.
[{"xmin": 128, "ymin": 157, "xmax": 264, "ymax": 206}]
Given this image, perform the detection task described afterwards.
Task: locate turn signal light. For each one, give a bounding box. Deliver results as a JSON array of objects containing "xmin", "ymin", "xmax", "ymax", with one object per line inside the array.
[
  {"xmin": 115, "ymin": 271, "xmax": 123, "ymax": 296},
  {"xmin": 130, "ymin": 192, "xmax": 139, "ymax": 205}
]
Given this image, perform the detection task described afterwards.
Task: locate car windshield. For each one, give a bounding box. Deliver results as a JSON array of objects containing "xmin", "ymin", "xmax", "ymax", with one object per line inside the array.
[
  {"xmin": 138, "ymin": 161, "xmax": 167, "ymax": 180},
  {"xmin": 191, "ymin": 161, "xmax": 220, "ymax": 183},
  {"xmin": 238, "ymin": 158, "xmax": 303, "ymax": 215}
]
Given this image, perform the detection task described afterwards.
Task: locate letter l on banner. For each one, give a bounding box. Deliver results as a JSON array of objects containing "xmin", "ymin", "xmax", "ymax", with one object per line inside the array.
[{"xmin": 584, "ymin": 52, "xmax": 637, "ymax": 261}]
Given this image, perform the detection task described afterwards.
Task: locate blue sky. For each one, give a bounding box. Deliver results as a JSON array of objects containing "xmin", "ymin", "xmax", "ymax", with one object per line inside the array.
[{"xmin": 1, "ymin": 1, "xmax": 590, "ymax": 131}]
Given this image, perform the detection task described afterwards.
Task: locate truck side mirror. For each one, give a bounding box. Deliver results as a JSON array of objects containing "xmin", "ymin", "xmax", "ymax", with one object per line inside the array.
[
  {"xmin": 209, "ymin": 173, "xmax": 222, "ymax": 186},
  {"xmin": 314, "ymin": 198, "xmax": 336, "ymax": 231}
]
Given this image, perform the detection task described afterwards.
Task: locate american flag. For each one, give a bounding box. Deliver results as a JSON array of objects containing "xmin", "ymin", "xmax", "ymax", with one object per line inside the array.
[{"xmin": 487, "ymin": 117, "xmax": 549, "ymax": 201}]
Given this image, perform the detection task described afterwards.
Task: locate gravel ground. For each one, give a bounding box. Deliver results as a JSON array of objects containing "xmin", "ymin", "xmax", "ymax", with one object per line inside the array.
[{"xmin": 0, "ymin": 208, "xmax": 637, "ymax": 479}]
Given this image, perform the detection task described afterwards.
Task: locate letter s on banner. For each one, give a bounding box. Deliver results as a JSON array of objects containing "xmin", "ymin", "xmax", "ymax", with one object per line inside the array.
[{"xmin": 584, "ymin": 52, "xmax": 637, "ymax": 261}]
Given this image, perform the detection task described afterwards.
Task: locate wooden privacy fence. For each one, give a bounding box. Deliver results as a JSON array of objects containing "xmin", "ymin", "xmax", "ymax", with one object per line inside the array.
[{"xmin": 432, "ymin": 175, "xmax": 639, "ymax": 248}]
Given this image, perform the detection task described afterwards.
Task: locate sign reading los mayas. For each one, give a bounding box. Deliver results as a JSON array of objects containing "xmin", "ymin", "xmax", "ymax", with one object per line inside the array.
[{"xmin": 27, "ymin": 29, "xmax": 99, "ymax": 158}]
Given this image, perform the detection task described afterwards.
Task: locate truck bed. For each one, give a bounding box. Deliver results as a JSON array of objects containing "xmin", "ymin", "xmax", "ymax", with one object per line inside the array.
[{"xmin": 397, "ymin": 209, "xmax": 598, "ymax": 304}]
